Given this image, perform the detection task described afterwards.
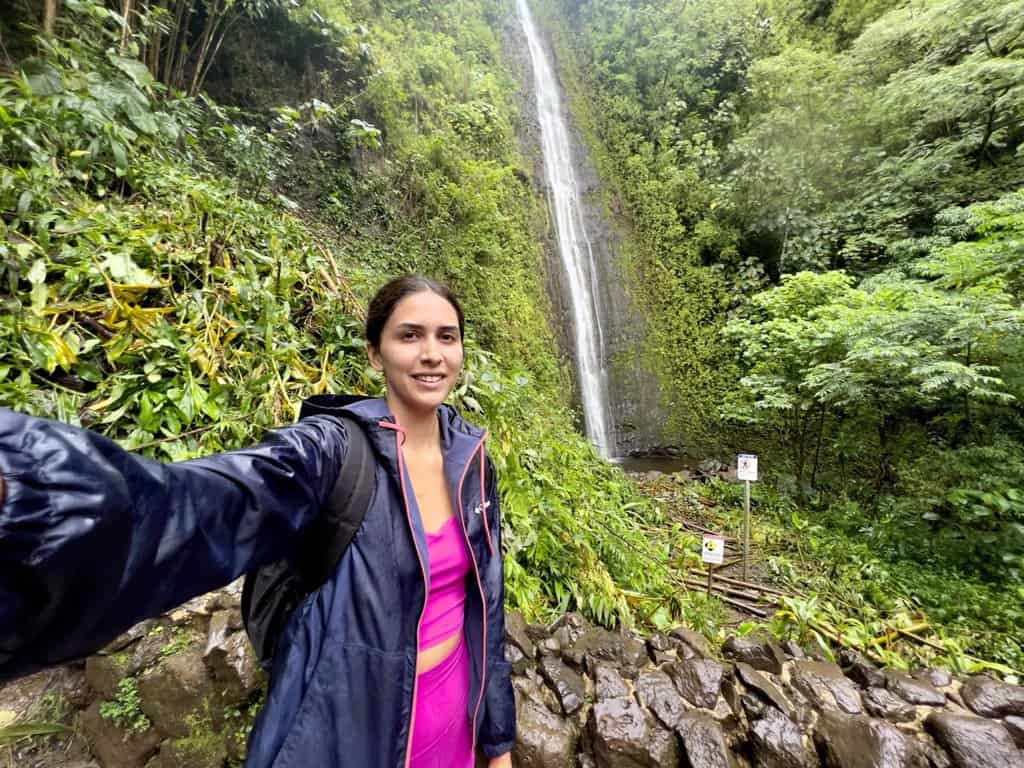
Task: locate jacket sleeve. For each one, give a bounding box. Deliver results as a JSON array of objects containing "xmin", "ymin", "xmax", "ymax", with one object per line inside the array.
[
  {"xmin": 478, "ymin": 455, "xmax": 516, "ymax": 759},
  {"xmin": 0, "ymin": 408, "xmax": 348, "ymax": 682}
]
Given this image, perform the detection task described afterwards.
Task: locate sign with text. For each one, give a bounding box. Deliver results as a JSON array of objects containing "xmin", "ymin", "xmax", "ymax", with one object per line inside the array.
[
  {"xmin": 701, "ymin": 534, "xmax": 725, "ymax": 565},
  {"xmin": 737, "ymin": 454, "xmax": 759, "ymax": 482}
]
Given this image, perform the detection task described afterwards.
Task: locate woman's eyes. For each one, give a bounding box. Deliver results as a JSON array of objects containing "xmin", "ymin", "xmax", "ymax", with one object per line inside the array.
[{"xmin": 400, "ymin": 331, "xmax": 459, "ymax": 342}]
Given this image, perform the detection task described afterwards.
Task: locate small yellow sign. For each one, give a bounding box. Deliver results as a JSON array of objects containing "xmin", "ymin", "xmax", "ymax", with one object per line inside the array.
[{"xmin": 702, "ymin": 534, "xmax": 725, "ymax": 565}]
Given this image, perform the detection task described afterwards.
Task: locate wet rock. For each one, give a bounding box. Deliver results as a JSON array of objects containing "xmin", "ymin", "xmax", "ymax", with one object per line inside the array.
[
  {"xmin": 676, "ymin": 712, "xmax": 730, "ymax": 768},
  {"xmin": 814, "ymin": 710, "xmax": 926, "ymax": 768},
  {"xmin": 647, "ymin": 635, "xmax": 677, "ymax": 666},
  {"xmin": 549, "ymin": 612, "xmax": 588, "ymax": 645},
  {"xmin": 202, "ymin": 626, "xmax": 264, "ymax": 704},
  {"xmin": 80, "ymin": 700, "xmax": 161, "ymax": 768},
  {"xmin": 863, "ymin": 687, "xmax": 917, "ymax": 723},
  {"xmin": 136, "ymin": 646, "xmax": 218, "ymax": 738},
  {"xmin": 1004, "ymin": 715, "xmax": 1024, "ymax": 749},
  {"xmin": 914, "ymin": 668, "xmax": 952, "ymax": 689},
  {"xmin": 736, "ymin": 662, "xmax": 796, "ymax": 718},
  {"xmin": 595, "ymin": 664, "xmax": 630, "ymax": 701},
  {"xmin": 506, "ymin": 643, "xmax": 532, "ymax": 676},
  {"xmin": 514, "ymin": 689, "xmax": 580, "ymax": 768},
  {"xmin": 750, "ymin": 707, "xmax": 817, "ymax": 768},
  {"xmin": 539, "ymin": 656, "xmax": 586, "ymax": 716},
  {"xmin": 565, "ymin": 627, "xmax": 623, "ymax": 668},
  {"xmin": 960, "ymin": 676, "xmax": 1024, "ymax": 718},
  {"xmin": 783, "ymin": 641, "xmax": 807, "ymax": 660},
  {"xmin": 791, "ymin": 660, "xmax": 863, "ymax": 715},
  {"xmin": 742, "ymin": 692, "xmax": 767, "ymax": 720},
  {"xmin": 886, "ymin": 671, "xmax": 946, "ymax": 707},
  {"xmin": 839, "ymin": 650, "xmax": 886, "ymax": 690},
  {"xmin": 722, "ymin": 632, "xmax": 786, "ymax": 675},
  {"xmin": 925, "ymin": 711, "xmax": 1022, "ymax": 768},
  {"xmin": 670, "ymin": 627, "xmax": 712, "ymax": 658},
  {"xmin": 620, "ymin": 635, "xmax": 648, "ymax": 676},
  {"xmin": 505, "ymin": 610, "xmax": 537, "ymax": 660},
  {"xmin": 634, "ymin": 669, "xmax": 686, "ymax": 730},
  {"xmin": 591, "ymin": 696, "xmax": 678, "ymax": 768},
  {"xmin": 526, "ymin": 622, "xmax": 552, "ymax": 644},
  {"xmin": 537, "ymin": 636, "xmax": 562, "ymax": 657},
  {"xmin": 669, "ymin": 657, "xmax": 724, "ymax": 709}
]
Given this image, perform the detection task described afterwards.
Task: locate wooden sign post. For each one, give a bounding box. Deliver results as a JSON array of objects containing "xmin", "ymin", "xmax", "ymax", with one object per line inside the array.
[{"xmin": 736, "ymin": 454, "xmax": 758, "ymax": 581}]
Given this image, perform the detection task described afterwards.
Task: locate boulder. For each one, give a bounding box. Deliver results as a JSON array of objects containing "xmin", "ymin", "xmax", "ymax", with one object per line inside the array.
[
  {"xmin": 647, "ymin": 635, "xmax": 678, "ymax": 666},
  {"xmin": 514, "ymin": 687, "xmax": 580, "ymax": 768},
  {"xmin": 722, "ymin": 632, "xmax": 786, "ymax": 675},
  {"xmin": 634, "ymin": 669, "xmax": 687, "ymax": 730},
  {"xmin": 86, "ymin": 623, "xmax": 175, "ymax": 699},
  {"xmin": 79, "ymin": 700, "xmax": 161, "ymax": 768},
  {"xmin": 505, "ymin": 610, "xmax": 537, "ymax": 660},
  {"xmin": 862, "ymin": 687, "xmax": 917, "ymax": 723},
  {"xmin": 885, "ymin": 671, "xmax": 946, "ymax": 707},
  {"xmin": 925, "ymin": 711, "xmax": 1022, "ymax": 768},
  {"xmin": 914, "ymin": 668, "xmax": 952, "ymax": 689},
  {"xmin": 813, "ymin": 710, "xmax": 926, "ymax": 768},
  {"xmin": 136, "ymin": 647, "xmax": 219, "ymax": 738},
  {"xmin": 670, "ymin": 627, "xmax": 712, "ymax": 658},
  {"xmin": 736, "ymin": 662, "xmax": 796, "ymax": 718},
  {"xmin": 790, "ymin": 660, "xmax": 863, "ymax": 715},
  {"xmin": 595, "ymin": 665, "xmax": 631, "ymax": 701},
  {"xmin": 838, "ymin": 650, "xmax": 886, "ymax": 690},
  {"xmin": 143, "ymin": 733, "xmax": 228, "ymax": 768},
  {"xmin": 676, "ymin": 712, "xmax": 730, "ymax": 768},
  {"xmin": 591, "ymin": 696, "xmax": 679, "ymax": 768},
  {"xmin": 782, "ymin": 641, "xmax": 807, "ymax": 660},
  {"xmin": 506, "ymin": 643, "xmax": 533, "ymax": 676},
  {"xmin": 1004, "ymin": 715, "xmax": 1024, "ymax": 749},
  {"xmin": 669, "ymin": 658, "xmax": 724, "ymax": 709},
  {"xmin": 539, "ymin": 656, "xmax": 587, "ymax": 716},
  {"xmin": 960, "ymin": 676, "xmax": 1024, "ymax": 719},
  {"xmin": 202, "ymin": 626, "xmax": 264, "ymax": 705},
  {"xmin": 750, "ymin": 707, "xmax": 817, "ymax": 768},
  {"xmin": 564, "ymin": 627, "xmax": 623, "ymax": 668}
]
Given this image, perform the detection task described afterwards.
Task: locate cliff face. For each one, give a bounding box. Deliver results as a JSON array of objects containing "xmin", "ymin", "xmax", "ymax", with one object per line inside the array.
[{"xmin": 502, "ymin": 5, "xmax": 670, "ymax": 458}]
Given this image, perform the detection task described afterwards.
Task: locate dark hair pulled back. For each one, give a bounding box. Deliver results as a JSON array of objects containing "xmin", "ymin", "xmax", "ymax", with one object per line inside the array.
[{"xmin": 365, "ymin": 275, "xmax": 465, "ymax": 349}]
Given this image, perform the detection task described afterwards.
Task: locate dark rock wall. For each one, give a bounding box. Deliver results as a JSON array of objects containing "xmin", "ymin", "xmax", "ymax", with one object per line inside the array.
[{"xmin": 4, "ymin": 592, "xmax": 1024, "ymax": 768}]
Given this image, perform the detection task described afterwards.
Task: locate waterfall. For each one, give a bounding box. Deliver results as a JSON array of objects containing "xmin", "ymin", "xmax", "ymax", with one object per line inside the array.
[{"xmin": 516, "ymin": 0, "xmax": 614, "ymax": 458}]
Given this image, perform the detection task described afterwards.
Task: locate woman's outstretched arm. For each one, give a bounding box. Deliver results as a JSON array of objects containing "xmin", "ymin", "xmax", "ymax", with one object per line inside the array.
[{"xmin": 0, "ymin": 408, "xmax": 348, "ymax": 682}]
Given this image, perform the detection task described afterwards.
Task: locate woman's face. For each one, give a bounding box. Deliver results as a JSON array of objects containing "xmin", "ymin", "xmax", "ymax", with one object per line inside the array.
[{"xmin": 368, "ymin": 290, "xmax": 464, "ymax": 417}]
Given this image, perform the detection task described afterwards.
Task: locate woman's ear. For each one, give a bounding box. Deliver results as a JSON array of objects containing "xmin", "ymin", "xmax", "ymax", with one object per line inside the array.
[{"xmin": 367, "ymin": 344, "xmax": 384, "ymax": 372}]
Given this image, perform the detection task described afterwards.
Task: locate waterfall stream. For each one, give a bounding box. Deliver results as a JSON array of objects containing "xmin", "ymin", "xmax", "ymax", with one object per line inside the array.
[{"xmin": 516, "ymin": 0, "xmax": 614, "ymax": 458}]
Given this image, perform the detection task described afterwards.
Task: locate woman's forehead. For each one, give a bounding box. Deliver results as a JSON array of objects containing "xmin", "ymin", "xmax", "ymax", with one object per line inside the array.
[{"xmin": 388, "ymin": 290, "xmax": 459, "ymax": 327}]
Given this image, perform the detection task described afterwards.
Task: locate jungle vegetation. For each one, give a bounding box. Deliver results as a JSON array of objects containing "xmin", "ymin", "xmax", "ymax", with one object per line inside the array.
[{"xmin": 1, "ymin": 0, "xmax": 1022, "ymax": 674}]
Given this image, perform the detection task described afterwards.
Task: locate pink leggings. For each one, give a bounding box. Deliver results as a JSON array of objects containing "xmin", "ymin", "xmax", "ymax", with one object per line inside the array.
[{"xmin": 409, "ymin": 635, "xmax": 474, "ymax": 768}]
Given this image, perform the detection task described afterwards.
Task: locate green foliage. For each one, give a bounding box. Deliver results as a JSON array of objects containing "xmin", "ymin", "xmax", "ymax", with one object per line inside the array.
[{"xmin": 99, "ymin": 678, "xmax": 151, "ymax": 733}]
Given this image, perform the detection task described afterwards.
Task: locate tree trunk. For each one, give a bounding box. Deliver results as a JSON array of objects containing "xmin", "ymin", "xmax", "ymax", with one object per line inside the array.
[
  {"xmin": 120, "ymin": 0, "xmax": 135, "ymax": 53},
  {"xmin": 43, "ymin": 0, "xmax": 58, "ymax": 35}
]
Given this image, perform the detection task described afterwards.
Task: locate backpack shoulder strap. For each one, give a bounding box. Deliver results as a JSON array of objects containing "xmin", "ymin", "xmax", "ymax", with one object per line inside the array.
[{"xmin": 293, "ymin": 413, "xmax": 376, "ymax": 589}]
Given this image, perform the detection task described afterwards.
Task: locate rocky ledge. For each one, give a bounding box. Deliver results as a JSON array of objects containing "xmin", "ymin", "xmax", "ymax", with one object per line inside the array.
[{"xmin": 2, "ymin": 584, "xmax": 1023, "ymax": 768}]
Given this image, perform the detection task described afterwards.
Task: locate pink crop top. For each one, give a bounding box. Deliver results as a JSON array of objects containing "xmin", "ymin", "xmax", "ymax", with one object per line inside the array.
[{"xmin": 418, "ymin": 515, "xmax": 472, "ymax": 650}]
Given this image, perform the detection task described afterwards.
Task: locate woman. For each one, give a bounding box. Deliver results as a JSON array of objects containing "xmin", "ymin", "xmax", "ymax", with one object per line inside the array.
[{"xmin": 0, "ymin": 276, "xmax": 516, "ymax": 768}]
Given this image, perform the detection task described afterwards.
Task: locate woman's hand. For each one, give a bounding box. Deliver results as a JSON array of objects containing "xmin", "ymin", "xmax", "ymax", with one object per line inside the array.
[{"xmin": 487, "ymin": 753, "xmax": 512, "ymax": 768}]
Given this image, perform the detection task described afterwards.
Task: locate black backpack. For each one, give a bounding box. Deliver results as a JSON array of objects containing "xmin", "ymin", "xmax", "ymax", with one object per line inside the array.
[{"xmin": 241, "ymin": 408, "xmax": 376, "ymax": 671}]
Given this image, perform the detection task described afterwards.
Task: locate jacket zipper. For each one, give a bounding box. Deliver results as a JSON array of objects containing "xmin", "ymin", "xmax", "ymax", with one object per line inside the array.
[
  {"xmin": 380, "ymin": 423, "xmax": 428, "ymax": 768},
  {"xmin": 454, "ymin": 436, "xmax": 488, "ymax": 753}
]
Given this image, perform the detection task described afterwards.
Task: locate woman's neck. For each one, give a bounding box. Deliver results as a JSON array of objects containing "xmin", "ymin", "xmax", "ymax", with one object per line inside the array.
[{"xmin": 386, "ymin": 396, "xmax": 441, "ymax": 453}]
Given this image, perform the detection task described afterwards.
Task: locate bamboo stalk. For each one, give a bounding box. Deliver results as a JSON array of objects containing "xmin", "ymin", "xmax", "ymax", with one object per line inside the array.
[{"xmin": 686, "ymin": 569, "xmax": 793, "ymax": 598}]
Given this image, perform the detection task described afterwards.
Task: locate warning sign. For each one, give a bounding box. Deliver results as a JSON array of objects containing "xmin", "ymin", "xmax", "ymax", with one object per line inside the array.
[
  {"xmin": 737, "ymin": 454, "xmax": 758, "ymax": 482},
  {"xmin": 702, "ymin": 534, "xmax": 725, "ymax": 565}
]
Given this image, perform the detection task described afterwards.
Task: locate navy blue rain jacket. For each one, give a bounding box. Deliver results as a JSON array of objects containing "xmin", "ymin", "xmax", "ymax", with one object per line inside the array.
[{"xmin": 0, "ymin": 396, "xmax": 516, "ymax": 766}]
